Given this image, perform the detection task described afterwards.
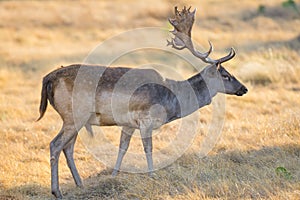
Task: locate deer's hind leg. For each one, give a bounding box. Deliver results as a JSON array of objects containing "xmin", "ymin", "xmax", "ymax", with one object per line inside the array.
[
  {"xmin": 50, "ymin": 124, "xmax": 80, "ymax": 199},
  {"xmin": 63, "ymin": 134, "xmax": 83, "ymax": 187}
]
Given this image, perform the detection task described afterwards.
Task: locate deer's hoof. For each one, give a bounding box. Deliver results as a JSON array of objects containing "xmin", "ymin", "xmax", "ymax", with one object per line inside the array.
[
  {"xmin": 52, "ymin": 189, "xmax": 62, "ymax": 199},
  {"xmin": 112, "ymin": 169, "xmax": 118, "ymax": 177}
]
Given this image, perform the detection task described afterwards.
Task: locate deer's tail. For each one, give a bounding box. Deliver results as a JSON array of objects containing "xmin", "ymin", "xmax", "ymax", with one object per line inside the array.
[{"xmin": 36, "ymin": 76, "xmax": 54, "ymax": 121}]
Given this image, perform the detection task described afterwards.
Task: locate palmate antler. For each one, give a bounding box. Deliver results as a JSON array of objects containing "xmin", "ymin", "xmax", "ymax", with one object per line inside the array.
[{"xmin": 167, "ymin": 6, "xmax": 235, "ymax": 65}]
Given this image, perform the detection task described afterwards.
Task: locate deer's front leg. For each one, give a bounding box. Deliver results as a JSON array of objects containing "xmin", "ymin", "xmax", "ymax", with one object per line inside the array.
[{"xmin": 140, "ymin": 126, "xmax": 154, "ymax": 176}]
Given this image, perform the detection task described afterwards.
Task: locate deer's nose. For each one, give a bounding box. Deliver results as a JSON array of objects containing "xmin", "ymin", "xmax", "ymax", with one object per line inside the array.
[
  {"xmin": 236, "ymin": 85, "xmax": 248, "ymax": 96},
  {"xmin": 241, "ymin": 86, "xmax": 248, "ymax": 94}
]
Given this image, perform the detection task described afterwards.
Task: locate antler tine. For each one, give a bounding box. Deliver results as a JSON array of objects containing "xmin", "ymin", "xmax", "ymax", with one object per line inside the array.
[
  {"xmin": 168, "ymin": 18, "xmax": 177, "ymax": 28},
  {"xmin": 216, "ymin": 48, "xmax": 236, "ymax": 64},
  {"xmin": 188, "ymin": 41, "xmax": 217, "ymax": 64},
  {"xmin": 175, "ymin": 6, "xmax": 179, "ymax": 16},
  {"xmin": 166, "ymin": 38, "xmax": 186, "ymax": 50}
]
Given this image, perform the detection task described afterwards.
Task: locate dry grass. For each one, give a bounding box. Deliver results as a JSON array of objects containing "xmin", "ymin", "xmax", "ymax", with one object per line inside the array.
[{"xmin": 0, "ymin": 0, "xmax": 300, "ymax": 199}]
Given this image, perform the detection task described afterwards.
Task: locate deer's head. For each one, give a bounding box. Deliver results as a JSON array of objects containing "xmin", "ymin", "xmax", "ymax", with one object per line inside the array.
[
  {"xmin": 201, "ymin": 59, "xmax": 248, "ymax": 96},
  {"xmin": 168, "ymin": 6, "xmax": 247, "ymax": 97}
]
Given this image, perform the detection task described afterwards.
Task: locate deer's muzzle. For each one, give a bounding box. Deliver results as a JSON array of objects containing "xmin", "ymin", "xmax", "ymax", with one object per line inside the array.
[{"xmin": 235, "ymin": 85, "xmax": 248, "ymax": 96}]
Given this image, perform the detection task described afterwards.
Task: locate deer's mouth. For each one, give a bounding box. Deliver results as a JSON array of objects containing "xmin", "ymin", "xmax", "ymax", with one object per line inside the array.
[{"xmin": 235, "ymin": 86, "xmax": 248, "ymax": 96}]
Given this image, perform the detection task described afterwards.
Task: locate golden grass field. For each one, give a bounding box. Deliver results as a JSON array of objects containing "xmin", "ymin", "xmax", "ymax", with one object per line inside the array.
[{"xmin": 0, "ymin": 0, "xmax": 300, "ymax": 199}]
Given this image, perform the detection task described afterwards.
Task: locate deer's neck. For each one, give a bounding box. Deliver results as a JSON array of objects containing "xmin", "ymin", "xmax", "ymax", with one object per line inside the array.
[
  {"xmin": 187, "ymin": 72, "xmax": 215, "ymax": 108},
  {"xmin": 166, "ymin": 73, "xmax": 214, "ymax": 120}
]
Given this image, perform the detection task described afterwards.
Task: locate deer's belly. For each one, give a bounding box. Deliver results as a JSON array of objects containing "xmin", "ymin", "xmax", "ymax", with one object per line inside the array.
[{"xmin": 87, "ymin": 106, "xmax": 166, "ymax": 130}]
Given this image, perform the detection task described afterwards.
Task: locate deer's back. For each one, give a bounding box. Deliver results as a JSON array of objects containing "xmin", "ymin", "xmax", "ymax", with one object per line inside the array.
[{"xmin": 46, "ymin": 64, "xmax": 179, "ymax": 128}]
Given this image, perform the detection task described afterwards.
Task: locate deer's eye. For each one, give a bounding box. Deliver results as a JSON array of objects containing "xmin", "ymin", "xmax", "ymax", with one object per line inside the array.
[{"xmin": 222, "ymin": 75, "xmax": 231, "ymax": 81}]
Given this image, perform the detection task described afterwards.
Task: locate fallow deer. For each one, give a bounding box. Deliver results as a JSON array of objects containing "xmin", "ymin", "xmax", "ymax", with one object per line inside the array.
[{"xmin": 37, "ymin": 6, "xmax": 247, "ymax": 198}]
